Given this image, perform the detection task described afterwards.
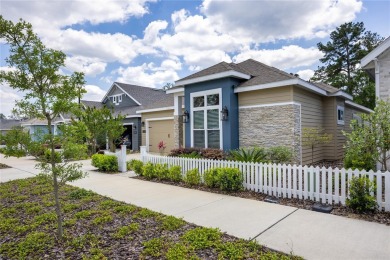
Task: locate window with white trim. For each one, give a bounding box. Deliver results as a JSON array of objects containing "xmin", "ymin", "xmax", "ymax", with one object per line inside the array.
[
  {"xmin": 111, "ymin": 94, "xmax": 123, "ymax": 105},
  {"xmin": 337, "ymin": 106, "xmax": 344, "ymax": 125},
  {"xmin": 191, "ymin": 90, "xmax": 221, "ymax": 149}
]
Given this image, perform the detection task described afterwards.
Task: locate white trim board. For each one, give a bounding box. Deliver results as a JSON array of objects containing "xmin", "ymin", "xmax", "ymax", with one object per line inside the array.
[
  {"xmin": 166, "ymin": 87, "xmax": 184, "ymax": 94},
  {"xmin": 239, "ymin": 102, "xmax": 301, "ymax": 109},
  {"xmin": 125, "ymin": 115, "xmax": 141, "ymax": 118},
  {"xmin": 136, "ymin": 106, "xmax": 175, "ymax": 114},
  {"xmin": 175, "ymin": 70, "xmax": 250, "ymax": 87},
  {"xmin": 145, "ymin": 117, "xmax": 174, "ymax": 152},
  {"xmin": 361, "ymin": 36, "xmax": 390, "ymax": 68},
  {"xmin": 345, "ymin": 100, "xmax": 374, "ymax": 113}
]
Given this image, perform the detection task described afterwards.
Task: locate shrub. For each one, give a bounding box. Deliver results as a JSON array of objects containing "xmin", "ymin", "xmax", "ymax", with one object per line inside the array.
[
  {"xmin": 91, "ymin": 154, "xmax": 118, "ymax": 172},
  {"xmin": 143, "ymin": 162, "xmax": 156, "ymax": 179},
  {"xmin": 169, "ymin": 147, "xmax": 201, "ymax": 157},
  {"xmin": 179, "ymin": 151, "xmax": 202, "ymax": 158},
  {"xmin": 128, "ymin": 159, "xmax": 144, "ymax": 175},
  {"xmin": 201, "ymin": 148, "xmax": 226, "ymax": 160},
  {"xmin": 181, "ymin": 227, "xmax": 221, "ymax": 250},
  {"xmin": 185, "ymin": 168, "xmax": 201, "ymax": 186},
  {"xmin": 155, "ymin": 163, "xmax": 169, "ymax": 180},
  {"xmin": 160, "ymin": 215, "xmax": 185, "ymax": 231},
  {"xmin": 142, "ymin": 238, "xmax": 166, "ymax": 257},
  {"xmin": 204, "ymin": 168, "xmax": 219, "ymax": 188},
  {"xmin": 167, "ymin": 165, "xmax": 182, "ymax": 182},
  {"xmin": 267, "ymin": 146, "xmax": 293, "ymax": 164},
  {"xmin": 215, "ymin": 168, "xmax": 243, "ymax": 191},
  {"xmin": 68, "ymin": 188, "xmax": 95, "ymax": 199},
  {"xmin": 229, "ymin": 147, "xmax": 267, "ymax": 162},
  {"xmin": 346, "ymin": 176, "xmax": 377, "ymax": 213},
  {"xmin": 43, "ymin": 149, "xmax": 62, "ymax": 163},
  {"xmin": 344, "ymin": 152, "xmax": 376, "ymax": 171},
  {"xmin": 62, "ymin": 143, "xmax": 88, "ymax": 161}
]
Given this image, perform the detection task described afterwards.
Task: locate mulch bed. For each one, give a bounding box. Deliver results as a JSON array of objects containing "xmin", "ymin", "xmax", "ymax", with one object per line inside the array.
[
  {"xmin": 0, "ymin": 163, "xmax": 11, "ymax": 169},
  {"xmin": 0, "ymin": 177, "xmax": 299, "ymax": 259}
]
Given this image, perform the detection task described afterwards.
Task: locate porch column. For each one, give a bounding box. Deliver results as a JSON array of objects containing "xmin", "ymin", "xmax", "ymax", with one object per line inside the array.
[{"xmin": 173, "ymin": 94, "xmax": 183, "ymax": 148}]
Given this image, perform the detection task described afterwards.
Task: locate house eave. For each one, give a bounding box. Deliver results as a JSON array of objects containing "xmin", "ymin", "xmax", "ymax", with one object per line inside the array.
[
  {"xmin": 361, "ymin": 36, "xmax": 390, "ymax": 68},
  {"xmin": 136, "ymin": 106, "xmax": 174, "ymax": 114},
  {"xmin": 345, "ymin": 100, "xmax": 373, "ymax": 113},
  {"xmin": 175, "ymin": 70, "xmax": 251, "ymax": 87}
]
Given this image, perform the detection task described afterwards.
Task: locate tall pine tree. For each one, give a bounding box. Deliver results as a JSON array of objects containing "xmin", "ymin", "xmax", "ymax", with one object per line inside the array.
[{"xmin": 311, "ymin": 22, "xmax": 383, "ymax": 109}]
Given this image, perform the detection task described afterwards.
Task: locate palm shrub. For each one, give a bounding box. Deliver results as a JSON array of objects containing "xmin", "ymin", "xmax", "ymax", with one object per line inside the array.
[
  {"xmin": 167, "ymin": 165, "xmax": 182, "ymax": 182},
  {"xmin": 229, "ymin": 147, "xmax": 267, "ymax": 162},
  {"xmin": 155, "ymin": 163, "xmax": 169, "ymax": 180},
  {"xmin": 215, "ymin": 168, "xmax": 243, "ymax": 191},
  {"xmin": 185, "ymin": 168, "xmax": 201, "ymax": 186},
  {"xmin": 204, "ymin": 168, "xmax": 219, "ymax": 188},
  {"xmin": 346, "ymin": 176, "xmax": 377, "ymax": 213},
  {"xmin": 143, "ymin": 162, "xmax": 156, "ymax": 180}
]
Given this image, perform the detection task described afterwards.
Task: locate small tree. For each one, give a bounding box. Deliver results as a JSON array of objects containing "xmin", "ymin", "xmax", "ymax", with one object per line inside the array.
[
  {"xmin": 105, "ymin": 111, "xmax": 125, "ymax": 153},
  {"xmin": 302, "ymin": 127, "xmax": 332, "ymax": 165},
  {"xmin": 344, "ymin": 100, "xmax": 390, "ymax": 171},
  {"xmin": 0, "ymin": 17, "xmax": 87, "ymax": 239}
]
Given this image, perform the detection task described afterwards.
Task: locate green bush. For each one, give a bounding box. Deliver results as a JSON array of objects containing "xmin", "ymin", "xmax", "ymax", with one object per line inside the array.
[
  {"xmin": 143, "ymin": 162, "xmax": 156, "ymax": 179},
  {"xmin": 215, "ymin": 168, "xmax": 243, "ymax": 191},
  {"xmin": 43, "ymin": 149, "xmax": 62, "ymax": 163},
  {"xmin": 167, "ymin": 165, "xmax": 182, "ymax": 182},
  {"xmin": 346, "ymin": 176, "xmax": 377, "ymax": 213},
  {"xmin": 184, "ymin": 168, "xmax": 201, "ymax": 186},
  {"xmin": 204, "ymin": 168, "xmax": 219, "ymax": 188},
  {"xmin": 155, "ymin": 163, "xmax": 169, "ymax": 180},
  {"xmin": 267, "ymin": 146, "xmax": 293, "ymax": 164},
  {"xmin": 179, "ymin": 151, "xmax": 202, "ymax": 158},
  {"xmin": 62, "ymin": 143, "xmax": 88, "ymax": 161},
  {"xmin": 181, "ymin": 227, "xmax": 221, "ymax": 249},
  {"xmin": 128, "ymin": 159, "xmax": 144, "ymax": 175},
  {"xmin": 91, "ymin": 154, "xmax": 118, "ymax": 172},
  {"xmin": 229, "ymin": 147, "xmax": 267, "ymax": 162},
  {"xmin": 344, "ymin": 152, "xmax": 376, "ymax": 171}
]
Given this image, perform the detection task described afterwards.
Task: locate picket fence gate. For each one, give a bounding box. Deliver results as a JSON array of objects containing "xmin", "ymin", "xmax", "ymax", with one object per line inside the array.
[{"xmin": 140, "ymin": 154, "xmax": 390, "ymax": 212}]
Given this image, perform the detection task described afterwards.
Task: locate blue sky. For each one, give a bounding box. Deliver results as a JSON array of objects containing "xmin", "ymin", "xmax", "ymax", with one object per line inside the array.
[{"xmin": 1, "ymin": 0, "xmax": 389, "ymax": 116}]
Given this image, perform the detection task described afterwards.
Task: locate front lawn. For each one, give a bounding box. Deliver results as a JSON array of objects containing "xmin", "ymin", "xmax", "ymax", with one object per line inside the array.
[{"xmin": 0, "ymin": 176, "xmax": 300, "ymax": 259}]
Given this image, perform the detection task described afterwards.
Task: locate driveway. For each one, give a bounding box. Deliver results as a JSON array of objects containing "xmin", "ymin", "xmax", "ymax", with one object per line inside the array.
[{"xmin": 1, "ymin": 154, "xmax": 390, "ymax": 259}]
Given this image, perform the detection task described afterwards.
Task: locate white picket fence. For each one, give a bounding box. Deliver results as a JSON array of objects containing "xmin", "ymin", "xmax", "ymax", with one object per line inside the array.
[{"xmin": 141, "ymin": 153, "xmax": 390, "ymax": 211}]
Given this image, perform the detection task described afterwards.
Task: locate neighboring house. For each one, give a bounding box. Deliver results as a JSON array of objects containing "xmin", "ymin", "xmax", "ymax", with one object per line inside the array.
[
  {"xmin": 81, "ymin": 82, "xmax": 175, "ymax": 152},
  {"xmin": 0, "ymin": 119, "xmax": 24, "ymax": 136},
  {"xmin": 361, "ymin": 36, "xmax": 390, "ymax": 101},
  {"xmin": 164, "ymin": 59, "xmax": 371, "ymax": 165},
  {"xmin": 21, "ymin": 117, "xmax": 68, "ymax": 141}
]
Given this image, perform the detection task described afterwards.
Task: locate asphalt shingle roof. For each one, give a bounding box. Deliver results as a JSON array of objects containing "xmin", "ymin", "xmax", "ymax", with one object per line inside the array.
[
  {"xmin": 0, "ymin": 119, "xmax": 23, "ymax": 130},
  {"xmin": 311, "ymin": 82, "xmax": 340, "ymax": 94},
  {"xmin": 81, "ymin": 100, "xmax": 103, "ymax": 109}
]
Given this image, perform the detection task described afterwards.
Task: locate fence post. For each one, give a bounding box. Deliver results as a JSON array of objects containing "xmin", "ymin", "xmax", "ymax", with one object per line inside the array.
[
  {"xmin": 385, "ymin": 172, "xmax": 390, "ymax": 211},
  {"xmin": 117, "ymin": 145, "xmax": 127, "ymax": 172}
]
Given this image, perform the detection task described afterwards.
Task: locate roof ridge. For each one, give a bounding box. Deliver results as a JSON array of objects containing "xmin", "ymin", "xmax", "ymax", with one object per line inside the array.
[{"xmin": 239, "ymin": 59, "xmax": 296, "ymax": 79}]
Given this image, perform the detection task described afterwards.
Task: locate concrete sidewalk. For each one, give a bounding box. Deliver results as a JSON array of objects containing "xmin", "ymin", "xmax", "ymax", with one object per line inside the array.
[{"xmin": 1, "ymin": 154, "xmax": 389, "ymax": 260}]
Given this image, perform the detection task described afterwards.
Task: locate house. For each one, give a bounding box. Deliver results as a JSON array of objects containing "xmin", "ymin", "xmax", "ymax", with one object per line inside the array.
[
  {"xmin": 361, "ymin": 36, "xmax": 390, "ymax": 101},
  {"xmin": 81, "ymin": 82, "xmax": 175, "ymax": 152},
  {"xmin": 0, "ymin": 118, "xmax": 24, "ymax": 136},
  {"xmin": 160, "ymin": 59, "xmax": 371, "ymax": 165}
]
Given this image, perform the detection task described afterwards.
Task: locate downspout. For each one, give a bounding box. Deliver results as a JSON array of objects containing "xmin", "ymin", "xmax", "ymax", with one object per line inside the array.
[{"xmin": 374, "ymin": 58, "xmax": 380, "ymax": 101}]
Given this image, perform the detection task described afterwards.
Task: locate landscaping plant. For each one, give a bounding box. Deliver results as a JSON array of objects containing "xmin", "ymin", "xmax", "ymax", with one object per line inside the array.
[
  {"xmin": 128, "ymin": 159, "xmax": 144, "ymax": 175},
  {"xmin": 204, "ymin": 168, "xmax": 219, "ymax": 188},
  {"xmin": 302, "ymin": 127, "xmax": 332, "ymax": 165},
  {"xmin": 267, "ymin": 146, "xmax": 294, "ymax": 164},
  {"xmin": 155, "ymin": 163, "xmax": 169, "ymax": 180},
  {"xmin": 91, "ymin": 154, "xmax": 118, "ymax": 172},
  {"xmin": 184, "ymin": 168, "xmax": 201, "ymax": 186},
  {"xmin": 143, "ymin": 162, "xmax": 156, "ymax": 180},
  {"xmin": 346, "ymin": 176, "xmax": 377, "ymax": 213},
  {"xmin": 0, "ymin": 17, "xmax": 87, "ymax": 239},
  {"xmin": 229, "ymin": 147, "xmax": 267, "ymax": 162},
  {"xmin": 215, "ymin": 167, "xmax": 244, "ymax": 191},
  {"xmin": 167, "ymin": 165, "xmax": 182, "ymax": 182}
]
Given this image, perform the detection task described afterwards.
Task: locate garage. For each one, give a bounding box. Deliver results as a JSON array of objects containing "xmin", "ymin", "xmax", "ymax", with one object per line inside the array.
[{"xmin": 147, "ymin": 119, "xmax": 174, "ymax": 154}]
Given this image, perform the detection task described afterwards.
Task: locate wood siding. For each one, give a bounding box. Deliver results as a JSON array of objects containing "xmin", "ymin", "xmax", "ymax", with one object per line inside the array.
[{"xmin": 238, "ymin": 86, "xmax": 293, "ymax": 106}]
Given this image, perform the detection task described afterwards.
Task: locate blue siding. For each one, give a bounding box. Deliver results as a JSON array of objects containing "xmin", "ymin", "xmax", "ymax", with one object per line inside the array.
[
  {"xmin": 184, "ymin": 78, "xmax": 242, "ymax": 151},
  {"xmin": 122, "ymin": 117, "xmax": 141, "ymax": 151}
]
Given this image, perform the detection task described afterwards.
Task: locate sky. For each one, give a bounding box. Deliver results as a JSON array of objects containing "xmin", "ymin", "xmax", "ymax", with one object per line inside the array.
[{"xmin": 0, "ymin": 0, "xmax": 389, "ymax": 117}]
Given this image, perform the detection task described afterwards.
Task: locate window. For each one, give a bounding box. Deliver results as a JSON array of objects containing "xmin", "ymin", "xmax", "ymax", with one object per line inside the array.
[
  {"xmin": 352, "ymin": 113, "xmax": 361, "ymax": 124},
  {"xmin": 191, "ymin": 90, "xmax": 221, "ymax": 149},
  {"xmin": 110, "ymin": 94, "xmax": 123, "ymax": 105},
  {"xmin": 337, "ymin": 106, "xmax": 344, "ymax": 125}
]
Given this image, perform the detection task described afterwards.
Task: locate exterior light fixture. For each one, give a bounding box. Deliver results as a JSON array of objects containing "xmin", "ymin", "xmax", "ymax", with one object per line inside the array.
[
  {"xmin": 182, "ymin": 110, "xmax": 189, "ymax": 123},
  {"xmin": 220, "ymin": 106, "xmax": 228, "ymax": 121},
  {"xmin": 141, "ymin": 121, "xmax": 145, "ymax": 127}
]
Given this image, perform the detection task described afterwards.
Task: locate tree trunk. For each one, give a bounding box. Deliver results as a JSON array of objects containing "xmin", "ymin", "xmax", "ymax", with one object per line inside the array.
[{"xmin": 48, "ymin": 117, "xmax": 64, "ymax": 239}]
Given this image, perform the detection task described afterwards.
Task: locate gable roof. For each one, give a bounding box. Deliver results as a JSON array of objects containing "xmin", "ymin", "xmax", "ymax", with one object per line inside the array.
[
  {"xmin": 361, "ymin": 36, "xmax": 390, "ymax": 69},
  {"xmin": 0, "ymin": 119, "xmax": 23, "ymax": 130},
  {"xmin": 171, "ymin": 58, "xmax": 352, "ymax": 99},
  {"xmin": 81, "ymin": 100, "xmax": 103, "ymax": 109}
]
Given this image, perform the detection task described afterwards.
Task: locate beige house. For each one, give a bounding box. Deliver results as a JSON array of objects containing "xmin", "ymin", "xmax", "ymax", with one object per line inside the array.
[{"xmin": 361, "ymin": 36, "xmax": 390, "ymax": 101}]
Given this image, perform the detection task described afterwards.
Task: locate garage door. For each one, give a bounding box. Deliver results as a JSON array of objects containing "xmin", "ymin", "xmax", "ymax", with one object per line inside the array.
[{"xmin": 148, "ymin": 119, "xmax": 174, "ymax": 154}]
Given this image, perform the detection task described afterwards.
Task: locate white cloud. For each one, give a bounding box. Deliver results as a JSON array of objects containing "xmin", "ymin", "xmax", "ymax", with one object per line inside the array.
[
  {"xmin": 115, "ymin": 63, "xmax": 180, "ymax": 88},
  {"xmin": 202, "ymin": 0, "xmax": 363, "ymax": 42},
  {"xmin": 0, "ymin": 84, "xmax": 22, "ymax": 117},
  {"xmin": 83, "ymin": 85, "xmax": 107, "ymax": 101},
  {"xmin": 296, "ymin": 69, "xmax": 315, "ymax": 81},
  {"xmin": 233, "ymin": 45, "xmax": 323, "ymax": 70},
  {"xmin": 65, "ymin": 56, "xmax": 107, "ymax": 76}
]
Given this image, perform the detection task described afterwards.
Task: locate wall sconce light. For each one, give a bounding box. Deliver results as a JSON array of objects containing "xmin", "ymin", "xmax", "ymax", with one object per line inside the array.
[
  {"xmin": 220, "ymin": 106, "xmax": 228, "ymax": 121},
  {"xmin": 182, "ymin": 110, "xmax": 189, "ymax": 123},
  {"xmin": 141, "ymin": 121, "xmax": 145, "ymax": 127},
  {"xmin": 133, "ymin": 125, "xmax": 137, "ymax": 130}
]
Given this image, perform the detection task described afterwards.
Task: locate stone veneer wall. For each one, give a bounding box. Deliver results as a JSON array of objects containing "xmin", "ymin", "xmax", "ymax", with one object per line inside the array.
[
  {"xmin": 173, "ymin": 115, "xmax": 183, "ymax": 148},
  {"xmin": 239, "ymin": 104, "xmax": 301, "ymax": 164}
]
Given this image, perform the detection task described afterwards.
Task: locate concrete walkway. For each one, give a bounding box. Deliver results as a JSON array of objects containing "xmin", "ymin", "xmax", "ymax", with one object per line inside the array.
[{"xmin": 1, "ymin": 154, "xmax": 389, "ymax": 260}]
